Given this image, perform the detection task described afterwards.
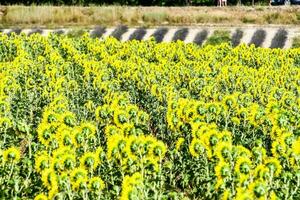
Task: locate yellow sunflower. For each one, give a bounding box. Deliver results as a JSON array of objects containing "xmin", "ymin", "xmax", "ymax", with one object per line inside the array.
[
  {"xmin": 34, "ymin": 193, "xmax": 48, "ymax": 200},
  {"xmin": 264, "ymin": 158, "xmax": 282, "ymax": 177},
  {"xmin": 235, "ymin": 156, "xmax": 252, "ymax": 175},
  {"xmin": 3, "ymin": 146, "xmax": 21, "ymax": 164},
  {"xmin": 80, "ymin": 152, "xmax": 99, "ymax": 170},
  {"xmin": 88, "ymin": 177, "xmax": 105, "ymax": 191}
]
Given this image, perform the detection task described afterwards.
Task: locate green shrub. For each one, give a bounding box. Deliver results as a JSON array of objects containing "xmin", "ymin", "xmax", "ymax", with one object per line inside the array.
[
  {"xmin": 142, "ymin": 12, "xmax": 168, "ymax": 24},
  {"xmin": 66, "ymin": 29, "xmax": 87, "ymax": 37},
  {"xmin": 292, "ymin": 36, "xmax": 300, "ymax": 48},
  {"xmin": 205, "ymin": 30, "xmax": 231, "ymax": 45}
]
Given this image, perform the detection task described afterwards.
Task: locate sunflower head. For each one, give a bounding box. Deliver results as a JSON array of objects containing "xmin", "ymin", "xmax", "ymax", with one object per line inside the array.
[
  {"xmin": 62, "ymin": 154, "xmax": 76, "ymax": 171},
  {"xmin": 189, "ymin": 138, "xmax": 206, "ymax": 158},
  {"xmin": 105, "ymin": 125, "xmax": 121, "ymax": 138},
  {"xmin": 248, "ymin": 181, "xmax": 267, "ymax": 199},
  {"xmin": 57, "ymin": 128, "xmax": 75, "ymax": 147},
  {"xmin": 215, "ymin": 160, "xmax": 231, "ymax": 179},
  {"xmin": 254, "ymin": 164, "xmax": 270, "ymax": 181},
  {"xmin": 35, "ymin": 152, "xmax": 49, "ymax": 173},
  {"xmin": 37, "ymin": 123, "xmax": 55, "ymax": 146},
  {"xmin": 127, "ymin": 105, "xmax": 139, "ymax": 119},
  {"xmin": 80, "ymin": 152, "xmax": 99, "ymax": 170},
  {"xmin": 70, "ymin": 167, "xmax": 88, "ymax": 183},
  {"xmin": 80, "ymin": 122, "xmax": 96, "ymax": 136},
  {"xmin": 121, "ymin": 123, "xmax": 135, "ymax": 136},
  {"xmin": 292, "ymin": 137, "xmax": 300, "ymax": 155},
  {"xmin": 235, "ymin": 156, "xmax": 252, "ymax": 175},
  {"xmin": 62, "ymin": 112, "xmax": 76, "ymax": 127},
  {"xmin": 72, "ymin": 177, "xmax": 87, "ymax": 191},
  {"xmin": 150, "ymin": 141, "xmax": 167, "ymax": 159},
  {"xmin": 196, "ymin": 101, "xmax": 207, "ymax": 116},
  {"xmin": 42, "ymin": 110, "xmax": 59, "ymax": 124},
  {"xmin": 207, "ymin": 130, "xmax": 219, "ymax": 147},
  {"xmin": 41, "ymin": 168, "xmax": 58, "ymax": 189},
  {"xmin": 271, "ymin": 140, "xmax": 286, "ymax": 158},
  {"xmin": 215, "ymin": 142, "xmax": 232, "ymax": 161},
  {"xmin": 107, "ymin": 134, "xmax": 126, "ymax": 160},
  {"xmin": 89, "ymin": 177, "xmax": 105, "ymax": 192},
  {"xmin": 3, "ymin": 147, "xmax": 21, "ymax": 164},
  {"xmin": 223, "ymin": 94, "xmax": 237, "ymax": 109},
  {"xmin": 137, "ymin": 111, "xmax": 149, "ymax": 126},
  {"xmin": 175, "ymin": 137, "xmax": 185, "ymax": 151},
  {"xmin": 265, "ymin": 158, "xmax": 282, "ymax": 177},
  {"xmin": 34, "ymin": 193, "xmax": 48, "ymax": 200},
  {"xmin": 0, "ymin": 117, "xmax": 12, "ymax": 129},
  {"xmin": 95, "ymin": 105, "xmax": 112, "ymax": 122},
  {"xmin": 114, "ymin": 109, "xmax": 129, "ymax": 127}
]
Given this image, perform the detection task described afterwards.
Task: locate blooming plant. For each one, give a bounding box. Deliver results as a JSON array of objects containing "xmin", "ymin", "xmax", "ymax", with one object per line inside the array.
[{"xmin": 0, "ymin": 32, "xmax": 299, "ymax": 199}]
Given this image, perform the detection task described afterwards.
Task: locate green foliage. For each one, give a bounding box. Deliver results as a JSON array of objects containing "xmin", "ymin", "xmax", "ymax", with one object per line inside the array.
[
  {"xmin": 205, "ymin": 30, "xmax": 231, "ymax": 45},
  {"xmin": 1, "ymin": 0, "xmax": 215, "ymax": 6},
  {"xmin": 0, "ymin": 33, "xmax": 299, "ymax": 199},
  {"xmin": 66, "ymin": 29, "xmax": 87, "ymax": 38},
  {"xmin": 292, "ymin": 36, "xmax": 300, "ymax": 48}
]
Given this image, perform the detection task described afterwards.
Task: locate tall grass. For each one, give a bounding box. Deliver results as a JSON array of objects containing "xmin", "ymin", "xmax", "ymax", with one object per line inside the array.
[
  {"xmin": 292, "ymin": 36, "xmax": 300, "ymax": 48},
  {"xmin": 206, "ymin": 30, "xmax": 231, "ymax": 45},
  {"xmin": 1, "ymin": 6, "xmax": 300, "ymax": 28}
]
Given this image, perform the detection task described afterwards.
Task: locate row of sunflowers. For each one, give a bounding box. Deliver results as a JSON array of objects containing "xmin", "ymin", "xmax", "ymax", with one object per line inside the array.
[{"xmin": 0, "ymin": 32, "xmax": 299, "ymax": 199}]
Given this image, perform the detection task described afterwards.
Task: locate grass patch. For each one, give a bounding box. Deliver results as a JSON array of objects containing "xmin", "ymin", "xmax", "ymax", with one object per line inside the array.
[
  {"xmin": 264, "ymin": 12, "xmax": 280, "ymax": 24},
  {"xmin": 142, "ymin": 12, "xmax": 168, "ymax": 24},
  {"xmin": 296, "ymin": 12, "xmax": 300, "ymax": 21},
  {"xmin": 206, "ymin": 30, "xmax": 231, "ymax": 45},
  {"xmin": 211, "ymin": 16, "xmax": 230, "ymax": 23},
  {"xmin": 292, "ymin": 36, "xmax": 300, "ymax": 48},
  {"xmin": 1, "ymin": 6, "xmax": 300, "ymax": 28},
  {"xmin": 66, "ymin": 28, "xmax": 87, "ymax": 37},
  {"xmin": 241, "ymin": 16, "xmax": 256, "ymax": 24}
]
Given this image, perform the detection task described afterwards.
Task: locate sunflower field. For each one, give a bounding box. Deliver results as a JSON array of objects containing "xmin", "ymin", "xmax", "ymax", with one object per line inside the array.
[{"xmin": 0, "ymin": 32, "xmax": 299, "ymax": 200}]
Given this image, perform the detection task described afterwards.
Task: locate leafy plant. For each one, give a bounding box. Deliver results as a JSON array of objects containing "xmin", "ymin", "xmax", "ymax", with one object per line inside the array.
[
  {"xmin": 0, "ymin": 34, "xmax": 298, "ymax": 200},
  {"xmin": 292, "ymin": 36, "xmax": 300, "ymax": 48},
  {"xmin": 205, "ymin": 30, "xmax": 231, "ymax": 45}
]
